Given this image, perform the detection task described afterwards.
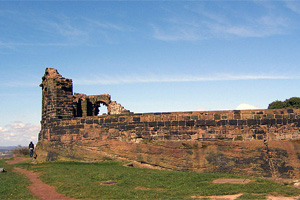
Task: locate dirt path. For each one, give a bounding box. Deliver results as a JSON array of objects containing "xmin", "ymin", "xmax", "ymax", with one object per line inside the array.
[
  {"xmin": 5, "ymin": 156, "xmax": 31, "ymax": 165},
  {"xmin": 191, "ymin": 193, "xmax": 243, "ymax": 200},
  {"xmin": 212, "ymin": 178, "xmax": 251, "ymax": 184},
  {"xmin": 6, "ymin": 156, "xmax": 74, "ymax": 200}
]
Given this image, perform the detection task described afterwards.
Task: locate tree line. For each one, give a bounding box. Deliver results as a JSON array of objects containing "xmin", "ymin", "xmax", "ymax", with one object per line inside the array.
[{"xmin": 268, "ymin": 97, "xmax": 300, "ymax": 109}]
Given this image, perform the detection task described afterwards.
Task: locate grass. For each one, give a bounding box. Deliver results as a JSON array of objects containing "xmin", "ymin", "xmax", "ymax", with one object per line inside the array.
[
  {"xmin": 14, "ymin": 160, "xmax": 300, "ymax": 199},
  {"xmin": 0, "ymin": 158, "xmax": 38, "ymax": 200}
]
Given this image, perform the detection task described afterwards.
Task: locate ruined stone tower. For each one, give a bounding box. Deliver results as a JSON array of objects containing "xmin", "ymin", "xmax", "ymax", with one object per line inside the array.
[
  {"xmin": 38, "ymin": 68, "xmax": 130, "ymax": 141},
  {"xmin": 40, "ymin": 68, "xmax": 74, "ymax": 122}
]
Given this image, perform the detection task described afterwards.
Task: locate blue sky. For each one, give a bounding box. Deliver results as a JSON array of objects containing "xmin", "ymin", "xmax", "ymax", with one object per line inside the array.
[{"xmin": 1, "ymin": 1, "xmax": 300, "ymax": 146}]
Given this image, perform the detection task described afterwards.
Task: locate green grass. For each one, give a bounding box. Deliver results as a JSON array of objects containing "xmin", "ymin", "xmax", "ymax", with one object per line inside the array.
[
  {"xmin": 0, "ymin": 158, "xmax": 38, "ymax": 200},
  {"xmin": 16, "ymin": 160, "xmax": 300, "ymax": 199}
]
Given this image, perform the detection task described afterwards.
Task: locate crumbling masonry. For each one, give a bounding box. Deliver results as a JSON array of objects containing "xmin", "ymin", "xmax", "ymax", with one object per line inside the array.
[
  {"xmin": 37, "ymin": 68, "xmax": 300, "ymax": 179},
  {"xmin": 40, "ymin": 68, "xmax": 129, "ymax": 121}
]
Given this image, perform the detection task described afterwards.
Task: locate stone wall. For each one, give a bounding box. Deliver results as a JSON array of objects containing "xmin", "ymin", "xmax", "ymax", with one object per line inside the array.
[
  {"xmin": 39, "ymin": 109, "xmax": 300, "ymax": 143},
  {"xmin": 36, "ymin": 68, "xmax": 300, "ymax": 179}
]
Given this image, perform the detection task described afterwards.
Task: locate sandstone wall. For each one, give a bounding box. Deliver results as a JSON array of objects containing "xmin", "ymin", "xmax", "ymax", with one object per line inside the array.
[
  {"xmin": 36, "ymin": 68, "xmax": 300, "ymax": 179},
  {"xmin": 39, "ymin": 109, "xmax": 300, "ymax": 143},
  {"xmin": 37, "ymin": 109, "xmax": 300, "ymax": 179}
]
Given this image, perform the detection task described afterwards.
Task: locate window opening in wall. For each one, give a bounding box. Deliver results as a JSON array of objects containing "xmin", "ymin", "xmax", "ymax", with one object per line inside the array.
[{"xmin": 98, "ymin": 103, "xmax": 108, "ymax": 115}]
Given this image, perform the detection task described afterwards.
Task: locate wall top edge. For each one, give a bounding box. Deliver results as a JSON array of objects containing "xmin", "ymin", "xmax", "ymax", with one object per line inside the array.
[{"xmin": 44, "ymin": 108, "xmax": 299, "ymax": 122}]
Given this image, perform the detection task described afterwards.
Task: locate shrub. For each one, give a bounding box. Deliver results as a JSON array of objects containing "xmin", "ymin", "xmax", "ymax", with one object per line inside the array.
[
  {"xmin": 11, "ymin": 145, "xmax": 30, "ymax": 156},
  {"xmin": 268, "ymin": 97, "xmax": 300, "ymax": 109},
  {"xmin": 268, "ymin": 100, "xmax": 286, "ymax": 109},
  {"xmin": 285, "ymin": 97, "xmax": 300, "ymax": 108}
]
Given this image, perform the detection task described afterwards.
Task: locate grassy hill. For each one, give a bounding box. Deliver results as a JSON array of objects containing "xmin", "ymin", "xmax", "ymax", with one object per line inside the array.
[
  {"xmin": 0, "ymin": 158, "xmax": 37, "ymax": 199},
  {"xmin": 1, "ymin": 158, "xmax": 300, "ymax": 199}
]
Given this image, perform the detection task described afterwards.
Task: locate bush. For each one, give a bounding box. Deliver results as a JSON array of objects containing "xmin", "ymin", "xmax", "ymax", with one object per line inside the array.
[
  {"xmin": 11, "ymin": 145, "xmax": 30, "ymax": 156},
  {"xmin": 268, "ymin": 97, "xmax": 300, "ymax": 109},
  {"xmin": 285, "ymin": 97, "xmax": 300, "ymax": 108},
  {"xmin": 268, "ymin": 100, "xmax": 286, "ymax": 109}
]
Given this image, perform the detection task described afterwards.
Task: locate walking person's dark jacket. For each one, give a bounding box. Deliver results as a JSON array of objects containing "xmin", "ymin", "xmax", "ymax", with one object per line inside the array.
[{"xmin": 29, "ymin": 142, "xmax": 34, "ymax": 149}]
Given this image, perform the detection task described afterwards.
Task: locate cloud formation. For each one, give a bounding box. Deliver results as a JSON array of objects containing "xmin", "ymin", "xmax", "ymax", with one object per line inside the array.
[
  {"xmin": 285, "ymin": 1, "xmax": 300, "ymax": 15},
  {"xmin": 236, "ymin": 103, "xmax": 259, "ymax": 110},
  {"xmin": 74, "ymin": 73, "xmax": 298, "ymax": 86},
  {"xmin": 0, "ymin": 9, "xmax": 130, "ymax": 49},
  {"xmin": 152, "ymin": 2, "xmax": 293, "ymax": 41},
  {"xmin": 0, "ymin": 122, "xmax": 40, "ymax": 146}
]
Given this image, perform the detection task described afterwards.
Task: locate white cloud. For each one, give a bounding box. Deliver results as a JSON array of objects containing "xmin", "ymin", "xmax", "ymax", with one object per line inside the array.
[
  {"xmin": 196, "ymin": 107, "xmax": 207, "ymax": 111},
  {"xmin": 0, "ymin": 121, "xmax": 40, "ymax": 146},
  {"xmin": 152, "ymin": 2, "xmax": 293, "ymax": 41},
  {"xmin": 285, "ymin": 1, "xmax": 300, "ymax": 15},
  {"xmin": 152, "ymin": 24, "xmax": 204, "ymax": 41},
  {"xmin": 236, "ymin": 103, "xmax": 259, "ymax": 110},
  {"xmin": 33, "ymin": 14, "xmax": 84, "ymax": 37},
  {"xmin": 83, "ymin": 17, "xmax": 128, "ymax": 32},
  {"xmin": 0, "ymin": 127, "xmax": 8, "ymax": 133},
  {"xmin": 0, "ymin": 13, "xmax": 131, "ymax": 49},
  {"xmin": 74, "ymin": 73, "xmax": 298, "ymax": 86}
]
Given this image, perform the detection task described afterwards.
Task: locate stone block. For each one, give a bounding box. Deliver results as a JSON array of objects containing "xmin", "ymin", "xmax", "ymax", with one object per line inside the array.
[
  {"xmin": 261, "ymin": 119, "xmax": 270, "ymax": 125},
  {"xmin": 267, "ymin": 114, "xmax": 274, "ymax": 119},
  {"xmin": 270, "ymin": 119, "xmax": 276, "ymax": 125},
  {"xmin": 171, "ymin": 121, "xmax": 179, "ymax": 126},
  {"xmin": 165, "ymin": 121, "xmax": 171, "ymax": 127},
  {"xmin": 105, "ymin": 118, "xmax": 111, "ymax": 123},
  {"xmin": 186, "ymin": 120, "xmax": 194, "ymax": 126},
  {"xmin": 86, "ymin": 120, "xmax": 93, "ymax": 124},
  {"xmin": 179, "ymin": 121, "xmax": 186, "ymax": 126},
  {"xmin": 157, "ymin": 121, "xmax": 164, "ymax": 127},
  {"xmin": 119, "ymin": 117, "xmax": 126, "ymax": 122},
  {"xmin": 234, "ymin": 110, "xmax": 241, "ymax": 114},
  {"xmin": 206, "ymin": 120, "xmax": 216, "ymax": 126},
  {"xmin": 196, "ymin": 120, "xmax": 205, "ymax": 126},
  {"xmin": 149, "ymin": 122, "xmax": 157, "ymax": 127},
  {"xmin": 133, "ymin": 117, "xmax": 140, "ymax": 122},
  {"xmin": 76, "ymin": 124, "xmax": 84, "ymax": 129},
  {"xmin": 111, "ymin": 118, "xmax": 118, "ymax": 123},
  {"xmin": 237, "ymin": 120, "xmax": 246, "ymax": 126},
  {"xmin": 287, "ymin": 109, "xmax": 294, "ymax": 113},
  {"xmin": 275, "ymin": 114, "xmax": 283, "ymax": 119},
  {"xmin": 214, "ymin": 114, "xmax": 221, "ymax": 120},
  {"xmin": 217, "ymin": 120, "xmax": 227, "ymax": 126},
  {"xmin": 229, "ymin": 120, "xmax": 237, "ymax": 126},
  {"xmin": 247, "ymin": 119, "xmax": 259, "ymax": 126}
]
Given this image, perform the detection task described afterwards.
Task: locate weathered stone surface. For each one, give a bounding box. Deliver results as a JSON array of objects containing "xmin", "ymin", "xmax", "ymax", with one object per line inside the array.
[{"xmin": 36, "ymin": 68, "xmax": 300, "ymax": 179}]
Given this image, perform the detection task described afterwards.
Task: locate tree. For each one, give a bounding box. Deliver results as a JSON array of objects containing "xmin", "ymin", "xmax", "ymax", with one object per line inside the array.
[
  {"xmin": 268, "ymin": 100, "xmax": 286, "ymax": 109},
  {"xmin": 268, "ymin": 97, "xmax": 300, "ymax": 109},
  {"xmin": 285, "ymin": 97, "xmax": 300, "ymax": 108}
]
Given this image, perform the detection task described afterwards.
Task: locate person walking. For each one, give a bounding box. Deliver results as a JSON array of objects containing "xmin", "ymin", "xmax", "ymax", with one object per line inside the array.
[{"xmin": 28, "ymin": 141, "xmax": 34, "ymax": 157}]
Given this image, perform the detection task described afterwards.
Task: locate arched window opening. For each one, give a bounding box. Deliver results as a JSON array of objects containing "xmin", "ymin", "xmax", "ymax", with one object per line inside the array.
[{"xmin": 98, "ymin": 102, "xmax": 108, "ymax": 116}]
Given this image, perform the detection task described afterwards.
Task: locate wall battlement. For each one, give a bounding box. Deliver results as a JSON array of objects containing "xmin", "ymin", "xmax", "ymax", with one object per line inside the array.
[{"xmin": 37, "ymin": 68, "xmax": 300, "ymax": 179}]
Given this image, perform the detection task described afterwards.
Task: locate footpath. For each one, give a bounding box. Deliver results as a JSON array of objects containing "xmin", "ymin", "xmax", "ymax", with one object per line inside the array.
[
  {"xmin": 6, "ymin": 156, "xmax": 74, "ymax": 200},
  {"xmin": 5, "ymin": 156, "xmax": 300, "ymax": 200}
]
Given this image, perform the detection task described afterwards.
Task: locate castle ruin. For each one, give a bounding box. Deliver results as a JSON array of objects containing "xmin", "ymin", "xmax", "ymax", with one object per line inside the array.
[{"xmin": 36, "ymin": 68, "xmax": 300, "ymax": 179}]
